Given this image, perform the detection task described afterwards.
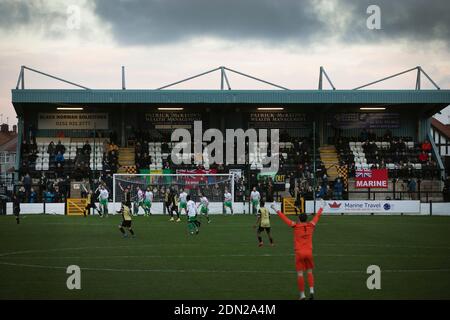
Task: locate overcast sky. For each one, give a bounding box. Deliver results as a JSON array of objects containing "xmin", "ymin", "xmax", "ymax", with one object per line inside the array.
[{"xmin": 0, "ymin": 0, "xmax": 449, "ymax": 125}]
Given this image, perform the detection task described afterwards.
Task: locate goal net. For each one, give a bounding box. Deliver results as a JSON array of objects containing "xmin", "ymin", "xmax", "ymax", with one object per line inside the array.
[{"xmin": 113, "ymin": 173, "xmax": 235, "ymax": 214}]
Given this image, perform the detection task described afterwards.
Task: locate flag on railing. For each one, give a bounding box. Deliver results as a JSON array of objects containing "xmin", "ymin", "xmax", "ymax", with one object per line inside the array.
[
  {"xmin": 355, "ymin": 169, "xmax": 388, "ymax": 188},
  {"xmin": 336, "ymin": 165, "xmax": 349, "ymax": 189}
]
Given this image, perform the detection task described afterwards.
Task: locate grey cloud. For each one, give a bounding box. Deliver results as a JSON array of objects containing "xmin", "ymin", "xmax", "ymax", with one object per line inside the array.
[
  {"xmin": 92, "ymin": 0, "xmax": 450, "ymax": 46},
  {"xmin": 339, "ymin": 0, "xmax": 450, "ymax": 44},
  {"xmin": 92, "ymin": 0, "xmax": 329, "ymax": 45},
  {"xmin": 1, "ymin": 0, "xmax": 449, "ymax": 46},
  {"xmin": 0, "ymin": 0, "xmax": 74, "ymax": 38},
  {"xmin": 0, "ymin": 0, "xmax": 31, "ymax": 28}
]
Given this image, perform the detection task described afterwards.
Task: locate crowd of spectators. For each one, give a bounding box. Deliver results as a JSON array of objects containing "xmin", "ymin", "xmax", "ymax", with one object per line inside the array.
[
  {"xmin": 336, "ymin": 131, "xmax": 441, "ymax": 180},
  {"xmin": 12, "ymin": 127, "xmax": 447, "ymax": 203}
]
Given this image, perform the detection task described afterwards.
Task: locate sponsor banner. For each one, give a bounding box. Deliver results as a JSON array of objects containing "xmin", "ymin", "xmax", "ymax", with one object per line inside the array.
[
  {"xmin": 145, "ymin": 112, "xmax": 201, "ymax": 123},
  {"xmin": 328, "ymin": 113, "xmax": 400, "ymax": 129},
  {"xmin": 257, "ymin": 172, "xmax": 286, "ymax": 191},
  {"xmin": 248, "ymin": 112, "xmax": 308, "ymax": 129},
  {"xmin": 305, "ymin": 200, "xmax": 420, "ymax": 214},
  {"xmin": 38, "ymin": 113, "xmax": 108, "ymax": 130},
  {"xmin": 355, "ymin": 169, "xmax": 388, "ymax": 189}
]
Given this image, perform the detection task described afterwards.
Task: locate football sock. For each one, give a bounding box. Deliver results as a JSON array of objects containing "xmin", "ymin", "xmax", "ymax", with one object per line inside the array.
[
  {"xmin": 308, "ymin": 272, "xmax": 315, "ymax": 290},
  {"xmin": 297, "ymin": 275, "xmax": 305, "ymax": 293},
  {"xmin": 119, "ymin": 227, "xmax": 125, "ymax": 234},
  {"xmin": 257, "ymin": 236, "xmax": 263, "ymax": 243},
  {"xmin": 129, "ymin": 229, "xmax": 134, "ymax": 235}
]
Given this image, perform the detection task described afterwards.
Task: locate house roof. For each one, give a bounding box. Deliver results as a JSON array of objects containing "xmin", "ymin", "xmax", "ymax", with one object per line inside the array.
[
  {"xmin": 0, "ymin": 132, "xmax": 18, "ymax": 152},
  {"xmin": 431, "ymin": 118, "xmax": 450, "ymax": 139}
]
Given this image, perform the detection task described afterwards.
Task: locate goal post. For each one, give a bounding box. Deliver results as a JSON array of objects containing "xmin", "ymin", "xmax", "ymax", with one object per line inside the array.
[{"xmin": 113, "ymin": 173, "xmax": 235, "ymax": 214}]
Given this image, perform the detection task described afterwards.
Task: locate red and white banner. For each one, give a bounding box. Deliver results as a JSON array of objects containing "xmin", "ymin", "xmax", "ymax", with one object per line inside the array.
[
  {"xmin": 355, "ymin": 169, "xmax": 388, "ymax": 188},
  {"xmin": 176, "ymin": 169, "xmax": 217, "ymax": 188}
]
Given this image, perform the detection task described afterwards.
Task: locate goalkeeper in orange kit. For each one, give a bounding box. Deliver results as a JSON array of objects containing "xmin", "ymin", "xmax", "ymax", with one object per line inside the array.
[{"xmin": 270, "ymin": 199, "xmax": 325, "ymax": 300}]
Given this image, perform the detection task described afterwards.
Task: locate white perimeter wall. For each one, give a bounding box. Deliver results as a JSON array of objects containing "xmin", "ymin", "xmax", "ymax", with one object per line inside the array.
[{"xmin": 4, "ymin": 201, "xmax": 450, "ymax": 216}]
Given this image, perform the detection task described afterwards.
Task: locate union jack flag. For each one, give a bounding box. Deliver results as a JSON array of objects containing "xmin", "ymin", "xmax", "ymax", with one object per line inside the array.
[{"xmin": 355, "ymin": 169, "xmax": 372, "ymax": 178}]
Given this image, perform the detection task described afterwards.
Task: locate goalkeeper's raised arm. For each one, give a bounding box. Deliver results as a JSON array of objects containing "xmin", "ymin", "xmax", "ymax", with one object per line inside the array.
[{"xmin": 270, "ymin": 200, "xmax": 325, "ymax": 227}]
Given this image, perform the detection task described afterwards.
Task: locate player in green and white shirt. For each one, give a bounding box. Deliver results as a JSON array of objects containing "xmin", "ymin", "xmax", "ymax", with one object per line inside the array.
[
  {"xmin": 187, "ymin": 195, "xmax": 200, "ymax": 235},
  {"xmin": 98, "ymin": 185, "xmax": 109, "ymax": 217},
  {"xmin": 223, "ymin": 188, "xmax": 233, "ymax": 215},
  {"xmin": 250, "ymin": 187, "xmax": 261, "ymax": 214},
  {"xmin": 179, "ymin": 189, "xmax": 188, "ymax": 215},
  {"xmin": 144, "ymin": 187, "xmax": 153, "ymax": 216},
  {"xmin": 133, "ymin": 187, "xmax": 145, "ymax": 216},
  {"xmin": 197, "ymin": 192, "xmax": 211, "ymax": 223}
]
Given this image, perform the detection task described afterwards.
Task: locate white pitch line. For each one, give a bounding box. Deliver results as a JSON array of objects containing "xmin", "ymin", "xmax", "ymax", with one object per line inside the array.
[
  {"xmin": 0, "ymin": 261, "xmax": 449, "ymax": 274},
  {"xmin": 2, "ymin": 253, "xmax": 449, "ymax": 260},
  {"xmin": 1, "ymin": 241, "xmax": 450, "ymax": 259}
]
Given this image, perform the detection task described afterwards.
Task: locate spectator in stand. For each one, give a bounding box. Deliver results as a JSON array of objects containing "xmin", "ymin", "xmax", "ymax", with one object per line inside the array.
[
  {"xmin": 421, "ymin": 140, "xmax": 432, "ymax": 152},
  {"xmin": 39, "ymin": 172, "xmax": 48, "ymax": 190},
  {"xmin": 47, "ymin": 141, "xmax": 56, "ymax": 157},
  {"xmin": 418, "ymin": 150, "xmax": 429, "ymax": 164},
  {"xmin": 56, "ymin": 162, "xmax": 65, "ymax": 178},
  {"xmin": 333, "ymin": 177, "xmax": 344, "ymax": 200},
  {"xmin": 22, "ymin": 173, "xmax": 32, "ymax": 196},
  {"xmin": 109, "ymin": 150, "xmax": 119, "ymax": 172},
  {"xmin": 316, "ymin": 184, "xmax": 328, "ymax": 199},
  {"xmin": 61, "ymin": 176, "xmax": 71, "ymax": 199},
  {"xmin": 407, "ymin": 178, "xmax": 417, "ymax": 200},
  {"xmin": 108, "ymin": 142, "xmax": 119, "ymax": 153},
  {"xmin": 53, "ymin": 186, "xmax": 62, "ymax": 203},
  {"xmin": 82, "ymin": 140, "xmax": 91, "ymax": 155},
  {"xmin": 321, "ymin": 173, "xmax": 328, "ymax": 187},
  {"xmin": 163, "ymin": 161, "xmax": 170, "ymax": 170},
  {"xmin": 55, "ymin": 151, "xmax": 65, "ymax": 165},
  {"xmin": 44, "ymin": 189, "xmax": 54, "ymax": 203},
  {"xmin": 55, "ymin": 140, "xmax": 66, "ymax": 155},
  {"xmin": 18, "ymin": 186, "xmax": 26, "ymax": 203},
  {"xmin": 29, "ymin": 188, "xmax": 37, "ymax": 203}
]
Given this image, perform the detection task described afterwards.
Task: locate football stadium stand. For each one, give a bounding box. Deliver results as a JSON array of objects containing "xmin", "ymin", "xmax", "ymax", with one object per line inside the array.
[{"xmin": 5, "ymin": 65, "xmax": 450, "ymax": 205}]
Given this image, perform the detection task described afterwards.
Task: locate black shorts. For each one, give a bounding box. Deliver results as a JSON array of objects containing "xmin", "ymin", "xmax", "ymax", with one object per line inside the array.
[
  {"xmin": 258, "ymin": 226, "xmax": 271, "ymax": 233},
  {"xmin": 121, "ymin": 220, "xmax": 132, "ymax": 228}
]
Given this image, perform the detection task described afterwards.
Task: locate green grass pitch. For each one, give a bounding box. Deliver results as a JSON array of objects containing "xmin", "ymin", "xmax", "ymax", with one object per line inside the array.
[{"xmin": 0, "ymin": 214, "xmax": 449, "ymax": 299}]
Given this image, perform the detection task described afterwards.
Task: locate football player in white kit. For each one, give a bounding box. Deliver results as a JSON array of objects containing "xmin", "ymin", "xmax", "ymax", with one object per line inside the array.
[
  {"xmin": 144, "ymin": 187, "xmax": 153, "ymax": 216},
  {"xmin": 133, "ymin": 187, "xmax": 145, "ymax": 216},
  {"xmin": 197, "ymin": 192, "xmax": 211, "ymax": 223},
  {"xmin": 179, "ymin": 188, "xmax": 188, "ymax": 215},
  {"xmin": 97, "ymin": 185, "xmax": 109, "ymax": 217},
  {"xmin": 223, "ymin": 188, "xmax": 233, "ymax": 215},
  {"xmin": 187, "ymin": 195, "xmax": 200, "ymax": 235},
  {"xmin": 250, "ymin": 187, "xmax": 261, "ymax": 214}
]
